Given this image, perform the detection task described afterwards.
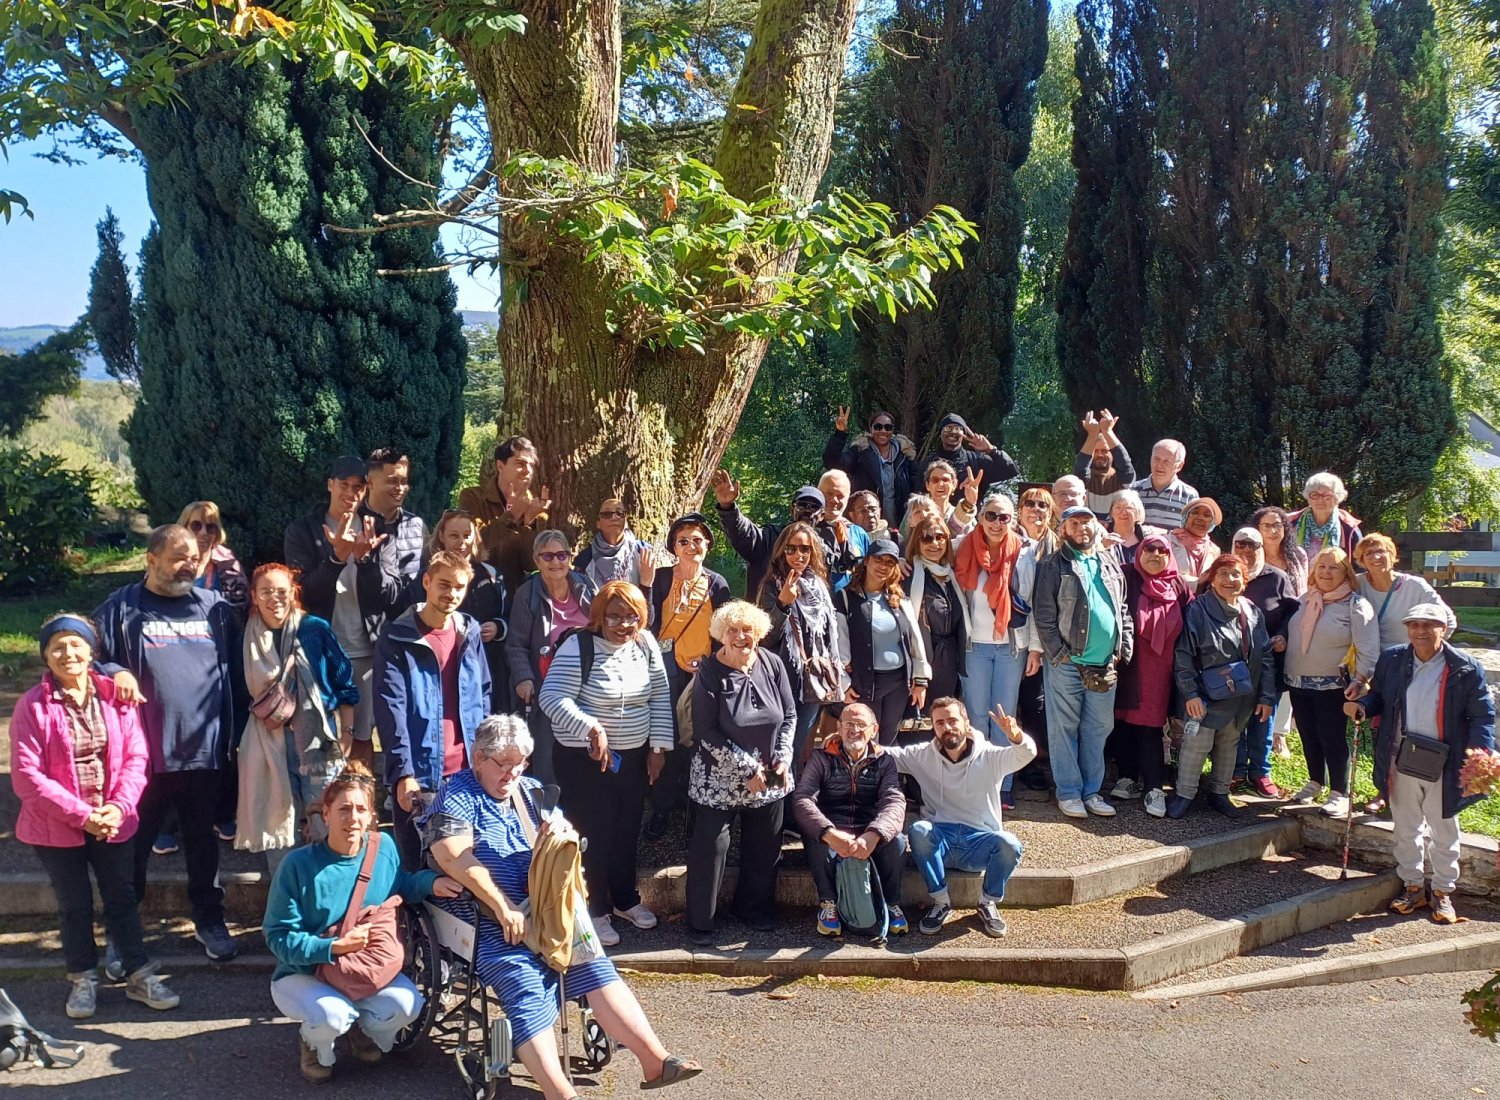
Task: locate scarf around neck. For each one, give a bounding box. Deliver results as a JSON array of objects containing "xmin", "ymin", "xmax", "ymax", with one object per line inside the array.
[
  {"xmin": 1298, "ymin": 581, "xmax": 1353, "ymax": 654},
  {"xmin": 585, "ymin": 530, "xmax": 637, "ymax": 586},
  {"xmin": 909, "ymin": 557, "xmax": 973, "ymax": 645},
  {"xmin": 1132, "ymin": 535, "xmax": 1183, "ymax": 656},
  {"xmin": 954, "ymin": 526, "xmax": 1021, "ymax": 639}
]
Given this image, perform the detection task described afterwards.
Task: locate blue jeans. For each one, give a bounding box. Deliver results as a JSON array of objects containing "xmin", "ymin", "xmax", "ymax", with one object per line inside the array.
[
  {"xmin": 908, "ymin": 820, "xmax": 1023, "ymax": 902},
  {"xmin": 793, "ymin": 699, "xmax": 823, "ymax": 765},
  {"xmin": 1043, "ymin": 660, "xmax": 1115, "ymax": 802},
  {"xmin": 962, "ymin": 640, "xmax": 1025, "ymax": 793},
  {"xmin": 1235, "ymin": 711, "xmax": 1273, "ymax": 780}
]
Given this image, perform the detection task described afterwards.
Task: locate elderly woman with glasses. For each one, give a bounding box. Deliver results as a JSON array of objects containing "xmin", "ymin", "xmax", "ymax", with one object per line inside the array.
[
  {"xmin": 1106, "ymin": 489, "xmax": 1162, "ymax": 567},
  {"xmin": 685, "ymin": 601, "xmax": 798, "ymax": 943},
  {"xmin": 178, "ymin": 500, "xmax": 250, "ymax": 617},
  {"xmin": 504, "ymin": 530, "xmax": 596, "ymax": 785},
  {"xmin": 1289, "ymin": 472, "xmax": 1364, "ymax": 560},
  {"xmin": 538, "ymin": 580, "xmax": 674, "ymax": 948},
  {"xmin": 425, "ymin": 716, "xmax": 703, "ymax": 1097}
]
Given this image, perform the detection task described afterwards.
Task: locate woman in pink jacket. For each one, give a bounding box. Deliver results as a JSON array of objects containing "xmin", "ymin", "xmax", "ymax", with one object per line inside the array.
[{"xmin": 9, "ymin": 613, "xmax": 179, "ymax": 1020}]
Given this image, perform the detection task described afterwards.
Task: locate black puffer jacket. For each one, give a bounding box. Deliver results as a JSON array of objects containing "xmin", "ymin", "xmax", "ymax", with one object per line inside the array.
[
  {"xmin": 791, "ymin": 739, "xmax": 906, "ymax": 843},
  {"xmin": 823, "ymin": 429, "xmax": 919, "ymax": 519},
  {"xmin": 1172, "ymin": 593, "xmax": 1276, "ymax": 729}
]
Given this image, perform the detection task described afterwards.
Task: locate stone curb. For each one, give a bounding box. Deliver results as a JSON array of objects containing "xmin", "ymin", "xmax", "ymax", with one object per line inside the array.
[
  {"xmin": 0, "ymin": 819, "xmax": 1300, "ymax": 919},
  {"xmin": 0, "ymin": 869, "xmax": 1402, "ymax": 991},
  {"xmin": 1288, "ymin": 808, "xmax": 1500, "ymax": 899},
  {"xmin": 1131, "ymin": 929, "xmax": 1500, "ymax": 1000}
]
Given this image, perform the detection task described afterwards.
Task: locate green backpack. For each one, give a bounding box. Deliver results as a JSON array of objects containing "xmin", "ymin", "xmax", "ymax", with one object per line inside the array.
[{"xmin": 835, "ymin": 855, "xmax": 889, "ymax": 942}]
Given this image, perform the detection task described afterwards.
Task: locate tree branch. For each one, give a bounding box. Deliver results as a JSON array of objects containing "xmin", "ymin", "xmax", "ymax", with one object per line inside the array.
[{"xmin": 440, "ymin": 153, "xmax": 496, "ymax": 216}]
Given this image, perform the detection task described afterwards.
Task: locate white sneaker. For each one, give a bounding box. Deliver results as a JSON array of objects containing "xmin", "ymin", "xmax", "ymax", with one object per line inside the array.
[
  {"xmin": 1144, "ymin": 788, "xmax": 1168, "ymax": 818},
  {"xmin": 1290, "ymin": 780, "xmax": 1326, "ymax": 805},
  {"xmin": 1084, "ymin": 795, "xmax": 1117, "ymax": 817},
  {"xmin": 125, "ymin": 966, "xmax": 180, "ymax": 1011},
  {"xmin": 1057, "ymin": 798, "xmax": 1088, "ymax": 819},
  {"xmin": 1321, "ymin": 793, "xmax": 1350, "ymax": 817},
  {"xmin": 593, "ymin": 914, "xmax": 621, "ymax": 947},
  {"xmin": 1110, "ymin": 778, "xmax": 1144, "ymax": 800},
  {"xmin": 65, "ymin": 973, "xmax": 97, "ymax": 1020},
  {"xmin": 612, "ymin": 903, "xmax": 658, "ymax": 930}
]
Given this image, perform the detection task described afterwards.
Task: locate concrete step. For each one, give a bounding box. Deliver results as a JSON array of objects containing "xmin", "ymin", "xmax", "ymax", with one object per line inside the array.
[{"xmin": 0, "ymin": 818, "xmax": 1302, "ymax": 920}]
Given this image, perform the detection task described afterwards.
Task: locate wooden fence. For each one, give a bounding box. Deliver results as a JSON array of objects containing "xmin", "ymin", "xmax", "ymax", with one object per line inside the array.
[{"xmin": 1394, "ymin": 531, "xmax": 1500, "ymax": 608}]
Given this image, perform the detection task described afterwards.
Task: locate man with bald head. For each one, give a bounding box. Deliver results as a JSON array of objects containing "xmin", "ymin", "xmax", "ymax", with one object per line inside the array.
[
  {"xmin": 574, "ymin": 497, "xmax": 655, "ymax": 592},
  {"xmin": 93, "ymin": 524, "xmax": 244, "ymax": 961},
  {"xmin": 792, "ymin": 703, "xmax": 909, "ymax": 937}
]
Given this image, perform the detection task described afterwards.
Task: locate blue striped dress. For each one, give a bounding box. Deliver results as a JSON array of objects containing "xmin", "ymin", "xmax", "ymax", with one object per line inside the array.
[{"xmin": 428, "ymin": 772, "xmax": 619, "ymax": 1048}]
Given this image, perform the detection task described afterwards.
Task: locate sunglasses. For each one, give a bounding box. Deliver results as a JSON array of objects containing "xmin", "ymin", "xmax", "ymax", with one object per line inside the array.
[
  {"xmin": 1022, "ymin": 500, "xmax": 1050, "ymax": 509},
  {"xmin": 537, "ymin": 550, "xmax": 572, "ymax": 563},
  {"xmin": 793, "ymin": 500, "xmax": 821, "ymax": 512},
  {"xmin": 982, "ymin": 512, "xmax": 1013, "ymax": 524},
  {"xmin": 597, "ymin": 509, "xmax": 626, "ymax": 519},
  {"xmin": 871, "ymin": 422, "xmax": 894, "ymax": 431},
  {"xmin": 920, "ymin": 532, "xmax": 948, "ymax": 545},
  {"xmin": 1233, "ymin": 539, "xmax": 1262, "ymax": 549},
  {"xmin": 784, "ymin": 544, "xmax": 814, "ymax": 556},
  {"xmin": 675, "ymin": 536, "xmax": 708, "ymax": 547},
  {"xmin": 189, "ymin": 520, "xmax": 220, "ymax": 535}
]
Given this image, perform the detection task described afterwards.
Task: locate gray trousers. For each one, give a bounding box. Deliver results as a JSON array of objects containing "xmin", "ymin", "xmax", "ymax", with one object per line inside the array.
[
  {"xmin": 1389, "ymin": 770, "xmax": 1462, "ymax": 892},
  {"xmin": 1174, "ymin": 721, "xmax": 1241, "ymax": 799}
]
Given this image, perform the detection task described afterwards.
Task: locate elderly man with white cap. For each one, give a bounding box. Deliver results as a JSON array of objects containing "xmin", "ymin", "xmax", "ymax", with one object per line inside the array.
[{"xmin": 1346, "ymin": 601, "xmax": 1494, "ymax": 924}]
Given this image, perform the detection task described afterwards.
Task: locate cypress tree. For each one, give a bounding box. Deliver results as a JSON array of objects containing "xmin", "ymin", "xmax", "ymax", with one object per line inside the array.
[
  {"xmin": 86, "ymin": 207, "xmax": 140, "ymax": 386},
  {"xmin": 128, "ymin": 62, "xmax": 466, "ymax": 561},
  {"xmin": 846, "ymin": 0, "xmax": 1049, "ymax": 446}
]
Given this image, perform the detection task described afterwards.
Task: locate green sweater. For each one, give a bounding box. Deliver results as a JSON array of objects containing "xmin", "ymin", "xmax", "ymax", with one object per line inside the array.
[{"xmin": 263, "ymin": 832, "xmax": 437, "ymax": 982}]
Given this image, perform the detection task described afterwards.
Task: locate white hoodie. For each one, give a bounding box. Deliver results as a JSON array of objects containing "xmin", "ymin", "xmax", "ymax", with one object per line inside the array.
[{"xmin": 886, "ymin": 734, "xmax": 1037, "ymax": 833}]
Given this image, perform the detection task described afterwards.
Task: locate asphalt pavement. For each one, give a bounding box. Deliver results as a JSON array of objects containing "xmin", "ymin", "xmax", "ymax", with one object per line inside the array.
[{"xmin": 2, "ymin": 969, "xmax": 1496, "ymax": 1099}]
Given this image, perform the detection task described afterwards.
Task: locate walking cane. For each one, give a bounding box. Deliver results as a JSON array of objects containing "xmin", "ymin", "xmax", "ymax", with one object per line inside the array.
[{"xmin": 1340, "ymin": 718, "xmax": 1363, "ymax": 881}]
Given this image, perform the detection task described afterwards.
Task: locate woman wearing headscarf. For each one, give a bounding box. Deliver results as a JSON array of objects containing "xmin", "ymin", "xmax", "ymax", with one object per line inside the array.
[
  {"xmin": 1167, "ymin": 497, "xmax": 1223, "ymax": 588},
  {"xmin": 1282, "ymin": 547, "xmax": 1380, "ymax": 817},
  {"xmin": 902, "ymin": 515, "xmax": 970, "ymax": 704},
  {"xmin": 1111, "ymin": 535, "xmax": 1191, "ymax": 817},
  {"xmin": 1289, "ymin": 472, "xmax": 1363, "ymax": 560}
]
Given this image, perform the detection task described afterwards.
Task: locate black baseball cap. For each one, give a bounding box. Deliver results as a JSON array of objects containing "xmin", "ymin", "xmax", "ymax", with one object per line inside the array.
[{"xmin": 329, "ymin": 455, "xmax": 368, "ymax": 481}]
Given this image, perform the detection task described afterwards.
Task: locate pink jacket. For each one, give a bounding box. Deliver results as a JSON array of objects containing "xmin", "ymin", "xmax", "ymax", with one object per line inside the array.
[{"xmin": 9, "ymin": 672, "xmax": 149, "ymax": 848}]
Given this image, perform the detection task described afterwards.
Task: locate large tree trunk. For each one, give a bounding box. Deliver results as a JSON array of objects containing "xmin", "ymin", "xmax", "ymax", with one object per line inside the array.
[{"xmin": 456, "ymin": 0, "xmax": 860, "ymax": 539}]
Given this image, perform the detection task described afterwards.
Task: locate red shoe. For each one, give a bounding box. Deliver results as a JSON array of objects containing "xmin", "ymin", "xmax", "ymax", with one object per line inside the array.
[{"xmin": 1251, "ymin": 776, "xmax": 1283, "ymax": 799}]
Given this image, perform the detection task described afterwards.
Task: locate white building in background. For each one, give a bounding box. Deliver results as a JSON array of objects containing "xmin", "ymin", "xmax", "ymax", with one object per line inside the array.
[{"xmin": 1423, "ymin": 412, "xmax": 1500, "ymax": 583}]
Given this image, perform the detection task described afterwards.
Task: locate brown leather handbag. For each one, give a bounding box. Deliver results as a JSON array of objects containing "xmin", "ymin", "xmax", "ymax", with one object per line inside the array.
[{"xmin": 315, "ymin": 833, "xmax": 404, "ymax": 1001}]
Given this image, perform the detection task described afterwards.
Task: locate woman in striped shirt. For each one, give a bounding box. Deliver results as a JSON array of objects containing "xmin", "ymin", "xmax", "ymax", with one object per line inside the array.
[{"xmin": 538, "ymin": 580, "xmax": 675, "ymax": 948}]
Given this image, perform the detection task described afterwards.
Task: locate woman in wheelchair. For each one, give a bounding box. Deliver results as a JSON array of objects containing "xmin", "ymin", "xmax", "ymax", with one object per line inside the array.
[
  {"xmin": 263, "ymin": 762, "xmax": 464, "ymax": 1081},
  {"xmin": 425, "ymin": 715, "xmax": 703, "ymax": 1097}
]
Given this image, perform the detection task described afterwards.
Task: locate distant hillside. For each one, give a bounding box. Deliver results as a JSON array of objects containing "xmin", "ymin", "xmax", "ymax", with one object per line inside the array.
[
  {"xmin": 461, "ymin": 310, "xmax": 499, "ymax": 329},
  {"xmin": 0, "ymin": 324, "xmax": 111, "ymax": 380}
]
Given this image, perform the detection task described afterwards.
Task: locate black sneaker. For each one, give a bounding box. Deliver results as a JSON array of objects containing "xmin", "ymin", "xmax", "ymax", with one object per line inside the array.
[
  {"xmin": 194, "ymin": 923, "xmax": 239, "ymax": 961},
  {"xmin": 919, "ymin": 902, "xmax": 952, "ymax": 935},
  {"xmin": 976, "ymin": 901, "xmax": 1008, "ymax": 938}
]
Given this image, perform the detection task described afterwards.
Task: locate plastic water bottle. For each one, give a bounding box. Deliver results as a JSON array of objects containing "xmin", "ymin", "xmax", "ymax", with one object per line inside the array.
[{"xmin": 1182, "ymin": 717, "xmax": 1201, "ymax": 741}]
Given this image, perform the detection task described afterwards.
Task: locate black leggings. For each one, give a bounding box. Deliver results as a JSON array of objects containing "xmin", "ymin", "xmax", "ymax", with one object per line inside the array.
[
  {"xmin": 1289, "ymin": 687, "xmax": 1350, "ymax": 793},
  {"xmin": 863, "ymin": 667, "xmax": 910, "ymax": 746},
  {"xmin": 553, "ymin": 743, "xmax": 650, "ymax": 916},
  {"xmin": 1113, "ymin": 721, "xmax": 1166, "ymax": 792}
]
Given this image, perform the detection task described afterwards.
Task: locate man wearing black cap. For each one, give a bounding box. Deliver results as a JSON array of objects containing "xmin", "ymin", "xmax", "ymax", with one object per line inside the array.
[
  {"xmin": 711, "ymin": 471, "xmax": 868, "ymax": 598},
  {"xmin": 284, "ymin": 455, "xmax": 395, "ymax": 770},
  {"xmin": 922, "ymin": 413, "xmax": 1021, "ymax": 501}
]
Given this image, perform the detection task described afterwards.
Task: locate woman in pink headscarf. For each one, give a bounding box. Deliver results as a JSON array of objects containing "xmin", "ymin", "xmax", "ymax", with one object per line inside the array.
[
  {"xmin": 1282, "ymin": 547, "xmax": 1380, "ymax": 818},
  {"xmin": 1168, "ymin": 498, "xmax": 1222, "ymax": 588},
  {"xmin": 1111, "ymin": 535, "xmax": 1192, "ymax": 818}
]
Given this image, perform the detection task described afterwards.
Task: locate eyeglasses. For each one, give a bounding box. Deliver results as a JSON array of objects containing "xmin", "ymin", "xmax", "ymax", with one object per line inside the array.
[
  {"xmin": 792, "ymin": 501, "xmax": 820, "ymax": 512},
  {"xmin": 188, "ymin": 520, "xmax": 220, "ymax": 535},
  {"xmin": 597, "ymin": 509, "xmax": 626, "ymax": 520},
  {"xmin": 1022, "ymin": 500, "xmax": 1050, "ymax": 509},
  {"xmin": 537, "ymin": 550, "xmax": 571, "ymax": 563},
  {"xmin": 479, "ymin": 755, "xmax": 526, "ymax": 777},
  {"xmin": 255, "ymin": 587, "xmax": 293, "ymax": 600},
  {"xmin": 1233, "ymin": 539, "xmax": 1262, "ymax": 549},
  {"xmin": 1258, "ymin": 522, "xmax": 1284, "ymax": 532},
  {"xmin": 982, "ymin": 512, "xmax": 1013, "ymax": 524},
  {"xmin": 784, "ymin": 544, "xmax": 814, "ymax": 556},
  {"xmin": 675, "ymin": 536, "xmax": 708, "ymax": 547},
  {"xmin": 604, "ymin": 614, "xmax": 640, "ymax": 628},
  {"xmin": 871, "ymin": 422, "xmax": 894, "ymax": 431},
  {"xmin": 920, "ymin": 532, "xmax": 948, "ymax": 545}
]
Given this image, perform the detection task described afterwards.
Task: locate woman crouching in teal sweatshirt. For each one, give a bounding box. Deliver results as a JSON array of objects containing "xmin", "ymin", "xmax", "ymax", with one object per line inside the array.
[{"xmin": 262, "ymin": 762, "xmax": 461, "ymax": 1081}]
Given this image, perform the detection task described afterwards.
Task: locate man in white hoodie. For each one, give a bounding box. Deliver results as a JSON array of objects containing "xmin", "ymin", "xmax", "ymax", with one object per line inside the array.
[{"xmin": 886, "ymin": 696, "xmax": 1036, "ymax": 938}]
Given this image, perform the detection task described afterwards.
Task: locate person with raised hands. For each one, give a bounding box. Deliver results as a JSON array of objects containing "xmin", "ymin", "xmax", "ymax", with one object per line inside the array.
[
  {"xmin": 1074, "ymin": 409, "xmax": 1136, "ymax": 520},
  {"xmin": 459, "ymin": 435, "xmax": 553, "ymax": 594},
  {"xmin": 922, "ymin": 413, "xmax": 1021, "ymax": 500},
  {"xmin": 824, "ymin": 405, "xmax": 920, "ymax": 525}
]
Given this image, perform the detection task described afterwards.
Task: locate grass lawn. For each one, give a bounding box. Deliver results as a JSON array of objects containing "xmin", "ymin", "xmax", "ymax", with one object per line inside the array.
[
  {"xmin": 1457, "ymin": 606, "xmax": 1500, "ymax": 636},
  {"xmin": 1270, "ymin": 725, "xmax": 1500, "ymax": 839},
  {"xmin": 0, "ymin": 548, "xmax": 145, "ymax": 681}
]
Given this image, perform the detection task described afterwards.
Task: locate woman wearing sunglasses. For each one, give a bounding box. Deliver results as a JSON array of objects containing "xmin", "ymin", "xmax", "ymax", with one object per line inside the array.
[
  {"xmin": 903, "ymin": 516, "xmax": 969, "ymax": 705},
  {"xmin": 824, "ymin": 406, "xmax": 920, "ymax": 527},
  {"xmin": 504, "ymin": 530, "xmax": 596, "ymax": 785},
  {"xmin": 178, "ymin": 500, "xmax": 249, "ymax": 617}
]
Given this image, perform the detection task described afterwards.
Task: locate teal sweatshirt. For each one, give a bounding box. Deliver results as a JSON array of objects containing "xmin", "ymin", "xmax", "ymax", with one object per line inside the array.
[{"xmin": 263, "ymin": 832, "xmax": 437, "ymax": 981}]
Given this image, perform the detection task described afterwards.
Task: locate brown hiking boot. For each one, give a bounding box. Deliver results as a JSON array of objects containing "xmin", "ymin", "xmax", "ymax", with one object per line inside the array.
[
  {"xmin": 346, "ymin": 1027, "xmax": 383, "ymax": 1063},
  {"xmin": 299, "ymin": 1034, "xmax": 332, "ymax": 1083},
  {"xmin": 1389, "ymin": 883, "xmax": 1428, "ymax": 916},
  {"xmin": 1430, "ymin": 890, "xmax": 1460, "ymax": 924}
]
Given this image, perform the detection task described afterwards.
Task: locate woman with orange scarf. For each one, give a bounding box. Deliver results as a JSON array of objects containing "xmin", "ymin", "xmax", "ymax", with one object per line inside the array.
[
  {"xmin": 954, "ymin": 491, "xmax": 1027, "ymax": 806},
  {"xmin": 1282, "ymin": 547, "xmax": 1380, "ymax": 817}
]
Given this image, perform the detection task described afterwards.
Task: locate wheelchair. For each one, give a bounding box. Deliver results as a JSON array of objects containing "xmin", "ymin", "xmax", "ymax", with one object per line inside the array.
[{"xmin": 394, "ymin": 896, "xmax": 613, "ymax": 1099}]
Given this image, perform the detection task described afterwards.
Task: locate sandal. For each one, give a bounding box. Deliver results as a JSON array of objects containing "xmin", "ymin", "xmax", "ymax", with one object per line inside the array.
[
  {"xmin": 642, "ymin": 1054, "xmax": 704, "ymax": 1090},
  {"xmin": 1364, "ymin": 797, "xmax": 1387, "ymax": 814}
]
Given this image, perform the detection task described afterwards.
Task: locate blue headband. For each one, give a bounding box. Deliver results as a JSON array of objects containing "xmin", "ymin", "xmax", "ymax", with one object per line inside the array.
[{"xmin": 39, "ymin": 616, "xmax": 97, "ymax": 656}]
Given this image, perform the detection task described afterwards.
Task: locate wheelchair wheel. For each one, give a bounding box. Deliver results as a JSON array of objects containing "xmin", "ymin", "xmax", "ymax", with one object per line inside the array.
[
  {"xmin": 580, "ymin": 1009, "xmax": 613, "ymax": 1071},
  {"xmin": 456, "ymin": 1048, "xmax": 503, "ymax": 1100},
  {"xmin": 393, "ymin": 905, "xmax": 440, "ymax": 1052}
]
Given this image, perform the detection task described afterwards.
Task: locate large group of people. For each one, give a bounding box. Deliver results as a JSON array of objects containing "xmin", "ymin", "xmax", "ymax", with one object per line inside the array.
[{"xmin": 9, "ymin": 414, "xmax": 1495, "ymax": 1085}]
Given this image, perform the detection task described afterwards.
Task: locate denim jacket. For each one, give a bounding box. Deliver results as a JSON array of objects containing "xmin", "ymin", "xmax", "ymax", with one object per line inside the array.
[{"xmin": 1032, "ymin": 545, "xmax": 1135, "ymax": 668}]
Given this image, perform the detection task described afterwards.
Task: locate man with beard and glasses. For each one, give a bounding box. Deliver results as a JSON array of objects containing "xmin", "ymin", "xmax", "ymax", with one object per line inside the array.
[
  {"xmin": 885, "ymin": 697, "xmax": 1035, "ymax": 939},
  {"xmin": 93, "ymin": 524, "xmax": 245, "ymax": 961}
]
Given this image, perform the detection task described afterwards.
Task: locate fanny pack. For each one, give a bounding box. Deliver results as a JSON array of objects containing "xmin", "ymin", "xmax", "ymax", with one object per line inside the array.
[
  {"xmin": 1395, "ymin": 733, "xmax": 1450, "ymax": 782},
  {"xmin": 1078, "ymin": 661, "xmax": 1116, "ymax": 693},
  {"xmin": 1198, "ymin": 604, "xmax": 1253, "ymax": 703}
]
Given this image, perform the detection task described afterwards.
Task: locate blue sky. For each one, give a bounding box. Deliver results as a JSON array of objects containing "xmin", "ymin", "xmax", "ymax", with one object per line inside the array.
[{"xmin": 1, "ymin": 139, "xmax": 500, "ymax": 329}]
